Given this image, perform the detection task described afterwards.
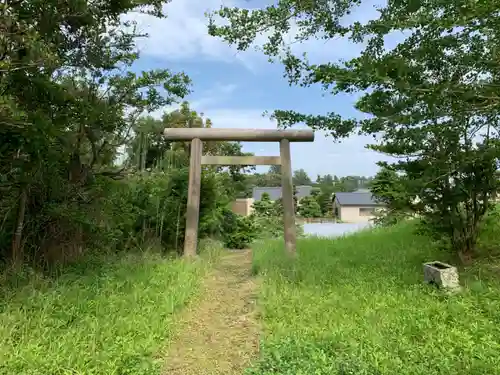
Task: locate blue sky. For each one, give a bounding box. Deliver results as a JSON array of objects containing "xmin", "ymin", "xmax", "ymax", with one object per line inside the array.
[{"xmin": 127, "ymin": 0, "xmax": 394, "ymax": 178}]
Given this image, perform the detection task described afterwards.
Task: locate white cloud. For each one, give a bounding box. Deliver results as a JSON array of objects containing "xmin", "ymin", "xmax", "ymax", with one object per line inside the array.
[
  {"xmin": 204, "ymin": 107, "xmax": 390, "ymax": 176},
  {"xmin": 124, "ymin": 0, "xmax": 385, "ymax": 71},
  {"xmin": 124, "ymin": 0, "xmax": 255, "ymax": 68},
  {"xmin": 151, "ymin": 97, "xmax": 390, "ymax": 176},
  {"xmin": 127, "ymin": 0, "xmax": 396, "ymax": 176},
  {"xmin": 145, "ymin": 81, "xmax": 238, "ymax": 119},
  {"xmin": 190, "ymin": 82, "xmax": 238, "ymax": 110}
]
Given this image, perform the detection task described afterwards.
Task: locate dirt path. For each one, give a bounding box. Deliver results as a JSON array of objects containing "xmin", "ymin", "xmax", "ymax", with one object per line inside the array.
[{"xmin": 162, "ymin": 249, "xmax": 260, "ymax": 375}]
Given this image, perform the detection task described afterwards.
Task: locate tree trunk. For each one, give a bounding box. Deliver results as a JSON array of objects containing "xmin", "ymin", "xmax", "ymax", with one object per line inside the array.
[{"xmin": 11, "ymin": 185, "xmax": 28, "ymax": 265}]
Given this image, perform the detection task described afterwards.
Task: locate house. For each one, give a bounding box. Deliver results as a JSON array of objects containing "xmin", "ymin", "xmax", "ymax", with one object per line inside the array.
[
  {"xmin": 252, "ymin": 185, "xmax": 313, "ymax": 201},
  {"xmin": 333, "ymin": 191, "xmax": 385, "ymax": 223},
  {"xmin": 230, "ymin": 186, "xmax": 313, "ymax": 217}
]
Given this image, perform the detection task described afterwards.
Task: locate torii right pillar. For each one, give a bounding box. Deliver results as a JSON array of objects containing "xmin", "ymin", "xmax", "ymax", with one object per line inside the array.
[{"xmin": 279, "ymin": 138, "xmax": 296, "ymax": 254}]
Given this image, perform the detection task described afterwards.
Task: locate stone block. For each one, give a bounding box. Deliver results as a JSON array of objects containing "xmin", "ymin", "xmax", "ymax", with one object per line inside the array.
[{"xmin": 423, "ymin": 261, "xmax": 460, "ymax": 290}]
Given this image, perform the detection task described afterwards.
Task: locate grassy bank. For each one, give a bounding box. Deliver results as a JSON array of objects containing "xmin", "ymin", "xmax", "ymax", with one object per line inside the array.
[
  {"xmin": 0, "ymin": 244, "xmax": 220, "ymax": 375},
  {"xmin": 249, "ymin": 223, "xmax": 500, "ymax": 374}
]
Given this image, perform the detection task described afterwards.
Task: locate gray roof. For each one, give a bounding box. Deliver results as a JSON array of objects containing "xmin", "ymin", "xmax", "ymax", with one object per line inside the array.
[
  {"xmin": 253, "ymin": 186, "xmax": 313, "ymax": 201},
  {"xmin": 334, "ymin": 192, "xmax": 384, "ymax": 206}
]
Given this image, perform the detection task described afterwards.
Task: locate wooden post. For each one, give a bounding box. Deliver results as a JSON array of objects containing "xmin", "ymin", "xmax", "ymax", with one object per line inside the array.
[
  {"xmin": 164, "ymin": 128, "xmax": 314, "ymax": 142},
  {"xmin": 184, "ymin": 138, "xmax": 202, "ymax": 257},
  {"xmin": 201, "ymin": 155, "xmax": 281, "ymax": 165},
  {"xmin": 280, "ymin": 139, "xmax": 296, "ymax": 255},
  {"xmin": 164, "ymin": 127, "xmax": 314, "ymax": 256}
]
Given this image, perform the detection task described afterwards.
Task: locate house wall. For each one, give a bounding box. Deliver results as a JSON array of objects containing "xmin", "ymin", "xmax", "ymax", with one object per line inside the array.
[
  {"xmin": 338, "ymin": 206, "xmax": 378, "ymax": 223},
  {"xmin": 231, "ymin": 198, "xmax": 254, "ymax": 216}
]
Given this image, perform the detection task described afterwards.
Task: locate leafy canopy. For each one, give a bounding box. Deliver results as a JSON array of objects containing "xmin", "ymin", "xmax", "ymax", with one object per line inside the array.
[{"xmin": 208, "ymin": 0, "xmax": 500, "ymax": 257}]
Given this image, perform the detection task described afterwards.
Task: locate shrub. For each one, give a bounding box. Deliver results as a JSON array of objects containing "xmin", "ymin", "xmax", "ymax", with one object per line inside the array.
[
  {"xmin": 108, "ymin": 168, "xmax": 232, "ymax": 254},
  {"xmin": 251, "ymin": 202, "xmax": 304, "ymax": 239},
  {"xmin": 2, "ymin": 166, "xmax": 234, "ymax": 267},
  {"xmin": 298, "ymin": 196, "xmax": 322, "ymax": 218},
  {"xmin": 252, "ymin": 192, "xmax": 275, "ymax": 216},
  {"xmin": 221, "ymin": 209, "xmax": 258, "ymax": 249}
]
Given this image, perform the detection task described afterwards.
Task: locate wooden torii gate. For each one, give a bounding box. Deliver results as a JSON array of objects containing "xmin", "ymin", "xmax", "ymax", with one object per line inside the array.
[{"xmin": 163, "ymin": 128, "xmax": 315, "ymax": 256}]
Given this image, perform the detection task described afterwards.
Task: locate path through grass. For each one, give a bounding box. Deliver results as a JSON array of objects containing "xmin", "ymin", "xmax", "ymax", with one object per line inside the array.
[
  {"xmin": 163, "ymin": 249, "xmax": 259, "ymax": 375},
  {"xmin": 249, "ymin": 224, "xmax": 500, "ymax": 374},
  {"xmin": 0, "ymin": 248, "xmax": 218, "ymax": 375}
]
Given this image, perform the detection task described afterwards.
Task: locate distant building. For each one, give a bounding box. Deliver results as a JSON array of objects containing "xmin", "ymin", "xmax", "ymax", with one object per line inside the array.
[
  {"xmin": 333, "ymin": 191, "xmax": 385, "ymax": 223},
  {"xmin": 231, "ymin": 198, "xmax": 255, "ymax": 216},
  {"xmin": 252, "ymin": 185, "xmax": 313, "ymax": 201}
]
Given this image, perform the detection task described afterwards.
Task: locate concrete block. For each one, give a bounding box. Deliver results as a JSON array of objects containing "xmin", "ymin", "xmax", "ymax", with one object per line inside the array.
[{"xmin": 423, "ymin": 261, "xmax": 460, "ymax": 290}]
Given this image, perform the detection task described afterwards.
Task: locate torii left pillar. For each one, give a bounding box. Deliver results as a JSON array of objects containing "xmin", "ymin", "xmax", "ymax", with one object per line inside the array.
[{"xmin": 184, "ymin": 138, "xmax": 203, "ymax": 257}]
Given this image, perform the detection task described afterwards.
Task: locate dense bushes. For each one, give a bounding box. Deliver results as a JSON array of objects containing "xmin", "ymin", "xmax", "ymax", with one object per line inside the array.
[
  {"xmin": 117, "ymin": 169, "xmax": 231, "ymax": 251},
  {"xmin": 1, "ymin": 0, "xmax": 194, "ymax": 267},
  {"xmin": 297, "ymin": 196, "xmax": 322, "ymax": 218},
  {"xmin": 219, "ymin": 193, "xmax": 304, "ymax": 249},
  {"xmin": 0, "ymin": 165, "xmax": 235, "ymax": 268},
  {"xmin": 111, "ymin": 169, "xmax": 237, "ymax": 248},
  {"xmin": 221, "ymin": 209, "xmax": 258, "ymax": 249}
]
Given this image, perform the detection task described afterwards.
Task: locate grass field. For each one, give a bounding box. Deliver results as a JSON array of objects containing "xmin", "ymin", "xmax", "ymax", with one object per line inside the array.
[
  {"xmin": 3, "ymin": 222, "xmax": 500, "ymax": 375},
  {"xmin": 0, "ymin": 244, "xmax": 220, "ymax": 375},
  {"xmin": 249, "ymin": 223, "xmax": 500, "ymax": 375}
]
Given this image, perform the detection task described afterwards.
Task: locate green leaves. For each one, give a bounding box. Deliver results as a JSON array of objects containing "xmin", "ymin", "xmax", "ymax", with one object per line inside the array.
[
  {"xmin": 209, "ymin": 0, "xmax": 500, "ymax": 256},
  {"xmin": 208, "ymin": 0, "xmax": 500, "ymax": 134},
  {"xmin": 297, "ymin": 196, "xmax": 322, "ymax": 218},
  {"xmin": 0, "ymin": 0, "xmax": 193, "ymax": 262},
  {"xmin": 221, "ymin": 210, "xmax": 258, "ymax": 249}
]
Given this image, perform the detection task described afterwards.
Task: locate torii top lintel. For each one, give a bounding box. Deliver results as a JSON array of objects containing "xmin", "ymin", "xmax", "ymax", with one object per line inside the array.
[{"xmin": 163, "ymin": 128, "xmax": 314, "ymax": 142}]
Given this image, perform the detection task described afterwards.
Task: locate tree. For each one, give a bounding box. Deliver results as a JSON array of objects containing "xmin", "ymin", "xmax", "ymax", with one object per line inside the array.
[
  {"xmin": 315, "ymin": 188, "xmax": 334, "ymax": 217},
  {"xmin": 263, "ymin": 165, "xmax": 282, "ymax": 187},
  {"xmin": 317, "ymin": 174, "xmax": 334, "ymax": 186},
  {"xmin": 371, "ymin": 167, "xmax": 408, "ymax": 207},
  {"xmin": 269, "ymin": 165, "xmax": 281, "ymax": 175},
  {"xmin": 333, "ymin": 176, "xmax": 358, "ymax": 192},
  {"xmin": 252, "ymin": 192, "xmax": 275, "ymax": 217},
  {"xmin": 249, "ymin": 167, "xmax": 281, "ymax": 187},
  {"xmin": 370, "ymin": 166, "xmax": 416, "ymax": 225},
  {"xmin": 273, "ymin": 198, "xmax": 284, "ymax": 216},
  {"xmin": 298, "ymin": 196, "xmax": 322, "ymax": 218},
  {"xmin": 128, "ymin": 116, "xmax": 176, "ymax": 171},
  {"xmin": 293, "ymin": 168, "xmax": 312, "ymax": 185},
  {"xmin": 293, "ymin": 185, "xmax": 299, "ymax": 214},
  {"xmin": 208, "ymin": 0, "xmax": 500, "ymax": 260},
  {"xmin": 0, "ymin": 0, "xmax": 190, "ymax": 264},
  {"xmin": 127, "ymin": 102, "xmax": 255, "ymax": 205}
]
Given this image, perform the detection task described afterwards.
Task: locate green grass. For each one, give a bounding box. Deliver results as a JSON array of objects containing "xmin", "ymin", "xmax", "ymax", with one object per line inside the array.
[
  {"xmin": 249, "ymin": 223, "xmax": 500, "ymax": 375},
  {"xmin": 0, "ymin": 243, "xmax": 221, "ymax": 375}
]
